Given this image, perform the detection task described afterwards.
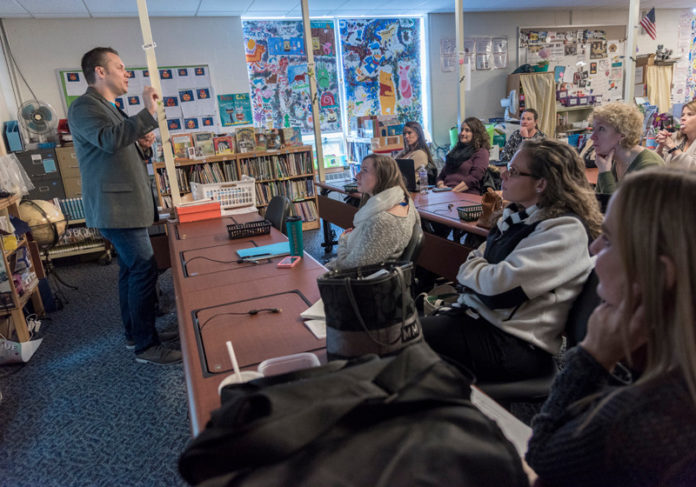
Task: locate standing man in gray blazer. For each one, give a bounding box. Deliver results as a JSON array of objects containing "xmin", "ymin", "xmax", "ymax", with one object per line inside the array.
[{"xmin": 69, "ymin": 47, "xmax": 181, "ymax": 365}]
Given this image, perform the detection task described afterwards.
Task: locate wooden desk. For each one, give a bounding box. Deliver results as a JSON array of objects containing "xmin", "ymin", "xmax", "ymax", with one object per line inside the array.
[
  {"xmin": 316, "ymin": 182, "xmax": 485, "ymax": 281},
  {"xmin": 168, "ymin": 216, "xmax": 326, "ymax": 434}
]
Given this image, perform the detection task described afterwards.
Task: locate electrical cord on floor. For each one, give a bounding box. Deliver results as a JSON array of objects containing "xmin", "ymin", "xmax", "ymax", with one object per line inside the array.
[{"xmin": 198, "ymin": 308, "xmax": 282, "ymax": 331}]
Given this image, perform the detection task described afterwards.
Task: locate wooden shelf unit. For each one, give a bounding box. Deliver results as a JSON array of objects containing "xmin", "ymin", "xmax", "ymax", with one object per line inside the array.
[
  {"xmin": 154, "ymin": 145, "xmax": 320, "ymax": 231},
  {"xmin": 0, "ymin": 194, "xmax": 45, "ymax": 342}
]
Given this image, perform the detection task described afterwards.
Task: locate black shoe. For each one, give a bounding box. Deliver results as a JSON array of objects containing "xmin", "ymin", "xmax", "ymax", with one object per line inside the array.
[
  {"xmin": 159, "ymin": 329, "xmax": 179, "ymax": 342},
  {"xmin": 135, "ymin": 345, "xmax": 182, "ymax": 365},
  {"xmin": 126, "ymin": 339, "xmax": 135, "ymax": 350}
]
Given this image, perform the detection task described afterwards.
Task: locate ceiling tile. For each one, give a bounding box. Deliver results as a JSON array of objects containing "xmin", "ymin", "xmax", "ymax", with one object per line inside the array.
[
  {"xmin": 197, "ymin": 0, "xmax": 254, "ymax": 16},
  {"xmin": 0, "ymin": 0, "xmax": 30, "ymax": 16},
  {"xmin": 16, "ymin": 0, "xmax": 88, "ymax": 15}
]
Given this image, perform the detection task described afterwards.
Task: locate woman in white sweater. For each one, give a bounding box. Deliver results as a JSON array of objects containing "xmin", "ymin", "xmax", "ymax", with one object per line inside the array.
[
  {"xmin": 328, "ymin": 154, "xmax": 419, "ymax": 271},
  {"xmin": 656, "ymin": 99, "xmax": 696, "ymax": 169},
  {"xmin": 422, "ymin": 139, "xmax": 603, "ymax": 382}
]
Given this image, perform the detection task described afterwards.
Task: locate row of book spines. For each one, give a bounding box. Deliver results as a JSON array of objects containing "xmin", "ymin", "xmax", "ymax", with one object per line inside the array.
[
  {"xmin": 56, "ymin": 197, "xmax": 85, "ymax": 221},
  {"xmin": 273, "ymin": 154, "xmax": 312, "ymax": 177},
  {"xmin": 255, "ymin": 180, "xmax": 316, "ymax": 206},
  {"xmin": 293, "ymin": 201, "xmax": 318, "ymax": 222}
]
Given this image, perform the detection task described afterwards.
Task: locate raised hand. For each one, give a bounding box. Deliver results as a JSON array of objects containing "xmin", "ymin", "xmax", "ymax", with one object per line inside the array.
[{"xmin": 143, "ymin": 85, "xmax": 160, "ymax": 116}]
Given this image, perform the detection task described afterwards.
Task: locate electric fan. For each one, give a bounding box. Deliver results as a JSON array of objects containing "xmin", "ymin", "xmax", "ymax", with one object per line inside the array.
[
  {"xmin": 500, "ymin": 89, "xmax": 519, "ymax": 121},
  {"xmin": 18, "ymin": 100, "xmax": 58, "ymax": 145}
]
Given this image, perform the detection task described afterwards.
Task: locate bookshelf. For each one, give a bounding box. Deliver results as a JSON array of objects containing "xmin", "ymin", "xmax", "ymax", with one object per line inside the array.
[
  {"xmin": 0, "ymin": 194, "xmax": 45, "ymax": 342},
  {"xmin": 154, "ymin": 146, "xmax": 320, "ymax": 231}
]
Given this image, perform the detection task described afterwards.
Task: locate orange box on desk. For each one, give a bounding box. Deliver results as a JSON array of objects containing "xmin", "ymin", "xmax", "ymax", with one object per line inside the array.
[{"xmin": 175, "ymin": 201, "xmax": 221, "ymax": 223}]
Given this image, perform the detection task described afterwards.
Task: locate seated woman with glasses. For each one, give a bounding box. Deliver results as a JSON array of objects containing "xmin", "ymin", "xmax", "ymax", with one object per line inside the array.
[
  {"xmin": 526, "ymin": 168, "xmax": 696, "ymax": 487},
  {"xmin": 592, "ymin": 101, "xmax": 663, "ymax": 195},
  {"xmin": 436, "ymin": 117, "xmax": 490, "ymax": 194},
  {"xmin": 421, "ymin": 139, "xmax": 603, "ymax": 382},
  {"xmin": 327, "ymin": 154, "xmax": 419, "ymax": 271}
]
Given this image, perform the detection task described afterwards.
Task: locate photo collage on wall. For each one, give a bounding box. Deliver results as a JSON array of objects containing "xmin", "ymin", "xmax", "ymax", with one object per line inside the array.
[
  {"xmin": 59, "ymin": 65, "xmax": 219, "ymax": 133},
  {"xmin": 339, "ymin": 18, "xmax": 422, "ymax": 125},
  {"xmin": 242, "ymin": 20, "xmax": 342, "ymax": 134},
  {"xmin": 520, "ymin": 29, "xmax": 624, "ymax": 104}
]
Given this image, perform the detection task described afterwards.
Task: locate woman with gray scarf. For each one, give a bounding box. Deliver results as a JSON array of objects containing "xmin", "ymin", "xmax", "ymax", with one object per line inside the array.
[{"xmin": 327, "ymin": 154, "xmax": 419, "ymax": 271}]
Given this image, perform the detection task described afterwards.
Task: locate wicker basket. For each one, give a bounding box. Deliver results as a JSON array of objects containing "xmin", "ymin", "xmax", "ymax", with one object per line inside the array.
[
  {"xmin": 457, "ymin": 204, "xmax": 483, "ymax": 221},
  {"xmin": 190, "ymin": 176, "xmax": 256, "ymax": 215},
  {"xmin": 227, "ymin": 220, "xmax": 272, "ymax": 240}
]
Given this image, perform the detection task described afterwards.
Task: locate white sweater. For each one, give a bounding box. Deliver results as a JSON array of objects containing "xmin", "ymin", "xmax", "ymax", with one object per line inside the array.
[{"xmin": 457, "ymin": 215, "xmax": 593, "ymax": 354}]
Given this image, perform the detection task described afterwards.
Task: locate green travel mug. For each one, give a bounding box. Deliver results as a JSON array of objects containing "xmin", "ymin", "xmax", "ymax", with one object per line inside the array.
[{"xmin": 286, "ymin": 216, "xmax": 304, "ymax": 257}]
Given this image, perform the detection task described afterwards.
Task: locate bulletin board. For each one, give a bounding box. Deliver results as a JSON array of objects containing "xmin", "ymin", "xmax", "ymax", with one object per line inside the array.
[
  {"xmin": 339, "ymin": 18, "xmax": 422, "ymax": 125},
  {"xmin": 58, "ymin": 64, "xmax": 220, "ymax": 133},
  {"xmin": 242, "ymin": 20, "xmax": 342, "ymax": 134},
  {"xmin": 519, "ymin": 26, "xmax": 626, "ymax": 104}
]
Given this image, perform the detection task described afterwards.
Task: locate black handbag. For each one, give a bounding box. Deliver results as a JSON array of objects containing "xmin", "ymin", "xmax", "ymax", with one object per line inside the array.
[
  {"xmin": 179, "ymin": 343, "xmax": 528, "ymax": 487},
  {"xmin": 316, "ymin": 261, "xmax": 422, "ymax": 359}
]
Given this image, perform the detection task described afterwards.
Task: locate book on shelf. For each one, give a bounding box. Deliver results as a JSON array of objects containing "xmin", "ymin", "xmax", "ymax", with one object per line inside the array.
[
  {"xmin": 293, "ymin": 200, "xmax": 318, "ymax": 222},
  {"xmin": 193, "ymin": 132, "xmax": 216, "ymax": 157},
  {"xmin": 280, "ymin": 127, "xmax": 302, "ymax": 147},
  {"xmin": 214, "ymin": 135, "xmax": 235, "ymax": 155},
  {"xmin": 254, "ymin": 130, "xmax": 268, "ymax": 152},
  {"xmin": 171, "ymin": 133, "xmax": 194, "ymax": 159},
  {"xmin": 236, "ymin": 128, "xmax": 256, "ymax": 153},
  {"xmin": 266, "ymin": 129, "xmax": 282, "ymax": 150}
]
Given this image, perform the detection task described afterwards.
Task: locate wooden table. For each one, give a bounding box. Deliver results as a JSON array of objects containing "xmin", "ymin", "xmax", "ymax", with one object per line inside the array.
[
  {"xmin": 168, "ymin": 213, "xmax": 326, "ymax": 434},
  {"xmin": 316, "ymin": 182, "xmax": 487, "ymax": 281}
]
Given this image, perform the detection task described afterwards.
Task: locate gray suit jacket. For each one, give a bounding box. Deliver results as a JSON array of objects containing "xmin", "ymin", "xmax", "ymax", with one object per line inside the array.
[{"xmin": 68, "ymin": 86, "xmax": 159, "ymax": 228}]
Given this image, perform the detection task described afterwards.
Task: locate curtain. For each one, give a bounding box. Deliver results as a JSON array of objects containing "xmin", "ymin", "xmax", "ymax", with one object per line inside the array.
[
  {"xmin": 646, "ymin": 65, "xmax": 673, "ymax": 113},
  {"xmin": 520, "ymin": 72, "xmax": 557, "ymax": 137}
]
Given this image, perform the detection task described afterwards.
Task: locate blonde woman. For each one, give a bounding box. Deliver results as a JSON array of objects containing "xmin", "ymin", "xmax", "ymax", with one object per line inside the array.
[
  {"xmin": 422, "ymin": 139, "xmax": 602, "ymax": 381},
  {"xmin": 526, "ymin": 168, "xmax": 696, "ymax": 486},
  {"xmin": 327, "ymin": 154, "xmax": 419, "ymax": 271},
  {"xmin": 591, "ymin": 101, "xmax": 663, "ymax": 194},
  {"xmin": 656, "ymin": 99, "xmax": 696, "ymax": 169}
]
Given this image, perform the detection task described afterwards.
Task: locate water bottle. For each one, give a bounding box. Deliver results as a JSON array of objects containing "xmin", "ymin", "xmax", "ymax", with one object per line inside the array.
[
  {"xmin": 286, "ymin": 216, "xmax": 304, "ymax": 257},
  {"xmin": 418, "ymin": 166, "xmax": 428, "ymax": 194}
]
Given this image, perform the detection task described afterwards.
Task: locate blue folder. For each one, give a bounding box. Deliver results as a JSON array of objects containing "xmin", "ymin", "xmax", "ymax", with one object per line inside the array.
[{"xmin": 236, "ymin": 241, "xmax": 290, "ymax": 259}]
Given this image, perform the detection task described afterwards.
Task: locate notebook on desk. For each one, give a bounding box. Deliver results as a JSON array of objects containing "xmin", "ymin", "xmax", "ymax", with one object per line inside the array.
[{"xmin": 236, "ymin": 241, "xmax": 290, "ymax": 259}]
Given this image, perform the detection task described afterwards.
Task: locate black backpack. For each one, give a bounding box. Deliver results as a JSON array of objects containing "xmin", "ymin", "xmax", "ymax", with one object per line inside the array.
[{"xmin": 179, "ymin": 343, "xmax": 528, "ymax": 486}]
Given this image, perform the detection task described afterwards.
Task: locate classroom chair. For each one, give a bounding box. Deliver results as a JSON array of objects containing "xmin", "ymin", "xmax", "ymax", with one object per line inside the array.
[
  {"xmin": 400, "ymin": 220, "xmax": 425, "ymax": 263},
  {"xmin": 477, "ymin": 270, "xmax": 600, "ymax": 404},
  {"xmin": 265, "ymin": 196, "xmax": 292, "ymax": 233}
]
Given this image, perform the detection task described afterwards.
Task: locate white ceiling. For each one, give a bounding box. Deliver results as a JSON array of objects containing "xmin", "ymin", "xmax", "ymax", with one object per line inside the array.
[{"xmin": 0, "ymin": 0, "xmax": 693, "ymax": 18}]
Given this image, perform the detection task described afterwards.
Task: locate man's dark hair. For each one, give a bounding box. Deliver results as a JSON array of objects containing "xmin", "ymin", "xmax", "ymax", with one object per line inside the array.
[{"xmin": 81, "ymin": 47, "xmax": 118, "ymax": 85}]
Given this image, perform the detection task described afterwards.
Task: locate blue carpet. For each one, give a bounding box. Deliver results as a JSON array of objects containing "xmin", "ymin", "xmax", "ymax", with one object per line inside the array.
[{"xmin": 0, "ymin": 261, "xmax": 190, "ymax": 487}]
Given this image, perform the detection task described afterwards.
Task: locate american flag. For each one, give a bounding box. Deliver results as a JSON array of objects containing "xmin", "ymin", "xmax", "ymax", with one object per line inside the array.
[{"xmin": 640, "ymin": 8, "xmax": 656, "ymax": 40}]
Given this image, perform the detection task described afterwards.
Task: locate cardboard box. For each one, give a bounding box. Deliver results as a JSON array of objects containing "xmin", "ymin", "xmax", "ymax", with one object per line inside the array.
[
  {"xmin": 62, "ymin": 176, "xmax": 82, "ymax": 198},
  {"xmin": 370, "ymin": 135, "xmax": 403, "ymax": 153},
  {"xmin": 55, "ymin": 147, "xmax": 80, "ymax": 178},
  {"xmin": 175, "ymin": 201, "xmax": 221, "ymax": 223}
]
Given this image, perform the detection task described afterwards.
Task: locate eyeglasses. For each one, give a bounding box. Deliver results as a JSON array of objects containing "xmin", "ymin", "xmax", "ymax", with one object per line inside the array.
[{"xmin": 506, "ymin": 163, "xmax": 536, "ymax": 178}]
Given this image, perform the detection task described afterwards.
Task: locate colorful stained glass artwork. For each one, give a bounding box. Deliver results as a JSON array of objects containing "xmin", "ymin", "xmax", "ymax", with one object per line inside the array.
[
  {"xmin": 242, "ymin": 20, "xmax": 342, "ymax": 133},
  {"xmin": 339, "ymin": 18, "xmax": 422, "ymax": 124}
]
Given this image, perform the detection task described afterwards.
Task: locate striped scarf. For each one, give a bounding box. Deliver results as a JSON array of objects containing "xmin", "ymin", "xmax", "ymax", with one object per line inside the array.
[{"xmin": 496, "ymin": 204, "xmax": 538, "ymax": 234}]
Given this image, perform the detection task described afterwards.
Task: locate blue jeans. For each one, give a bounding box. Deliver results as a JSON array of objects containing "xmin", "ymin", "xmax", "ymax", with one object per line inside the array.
[{"xmin": 99, "ymin": 227, "xmax": 159, "ymax": 353}]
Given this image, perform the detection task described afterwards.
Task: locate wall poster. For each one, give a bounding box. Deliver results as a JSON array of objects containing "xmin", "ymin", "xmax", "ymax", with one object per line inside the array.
[
  {"xmin": 242, "ymin": 20, "xmax": 342, "ymax": 134},
  {"xmin": 59, "ymin": 65, "xmax": 218, "ymax": 133},
  {"xmin": 217, "ymin": 93, "xmax": 253, "ymax": 126},
  {"xmin": 339, "ymin": 18, "xmax": 422, "ymax": 124}
]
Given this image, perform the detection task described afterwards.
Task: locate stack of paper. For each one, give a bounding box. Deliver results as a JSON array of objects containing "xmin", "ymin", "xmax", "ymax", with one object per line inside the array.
[{"xmin": 301, "ymin": 299, "xmax": 326, "ymax": 339}]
